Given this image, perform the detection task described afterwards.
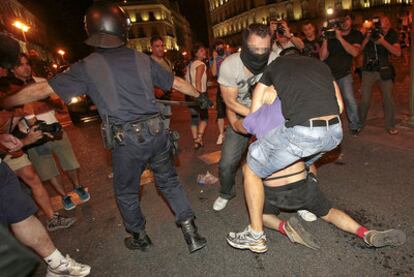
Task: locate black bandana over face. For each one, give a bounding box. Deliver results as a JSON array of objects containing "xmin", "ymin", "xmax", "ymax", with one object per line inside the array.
[{"xmin": 240, "ymin": 30, "xmax": 270, "ymax": 75}]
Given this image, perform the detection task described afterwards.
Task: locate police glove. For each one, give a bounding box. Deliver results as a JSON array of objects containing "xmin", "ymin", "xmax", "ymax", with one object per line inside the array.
[{"xmin": 196, "ymin": 92, "xmax": 213, "ymax": 110}]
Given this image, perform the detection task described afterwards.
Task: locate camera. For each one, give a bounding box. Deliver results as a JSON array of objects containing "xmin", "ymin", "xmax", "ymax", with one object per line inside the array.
[
  {"xmin": 34, "ymin": 121, "xmax": 62, "ymax": 136},
  {"xmin": 322, "ymin": 18, "xmax": 345, "ymax": 39},
  {"xmin": 365, "ymin": 58, "xmax": 380, "ymax": 71},
  {"xmin": 369, "ymin": 17, "xmax": 383, "ymax": 41},
  {"xmin": 216, "ymin": 47, "xmax": 225, "ymax": 56},
  {"xmin": 276, "ymin": 22, "xmax": 285, "ymax": 36}
]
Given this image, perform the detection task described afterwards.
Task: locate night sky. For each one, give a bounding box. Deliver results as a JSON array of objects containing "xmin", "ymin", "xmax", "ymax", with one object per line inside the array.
[{"xmin": 18, "ymin": 0, "xmax": 208, "ymax": 62}]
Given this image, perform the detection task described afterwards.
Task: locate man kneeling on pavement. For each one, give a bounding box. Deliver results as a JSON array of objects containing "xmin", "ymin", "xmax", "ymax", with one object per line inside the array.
[{"xmin": 226, "ymin": 47, "xmax": 406, "ymax": 253}]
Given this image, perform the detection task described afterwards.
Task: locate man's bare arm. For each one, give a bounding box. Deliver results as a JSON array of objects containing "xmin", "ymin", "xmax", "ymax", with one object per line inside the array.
[
  {"xmin": 251, "ymin": 83, "xmax": 275, "ymax": 113},
  {"xmin": 172, "ymin": 77, "xmax": 200, "ymax": 98},
  {"xmin": 291, "ymin": 36, "xmax": 305, "ymax": 50},
  {"xmin": 221, "ymin": 85, "xmax": 250, "ymax": 116},
  {"xmin": 320, "ymin": 39, "xmax": 329, "ymax": 61},
  {"xmin": 333, "ymin": 81, "xmax": 344, "ymax": 114},
  {"xmin": 0, "ymin": 81, "xmax": 56, "ymax": 109},
  {"xmin": 377, "ymin": 39, "xmax": 401, "ymax": 57},
  {"xmin": 227, "ymin": 109, "xmax": 248, "ymax": 134}
]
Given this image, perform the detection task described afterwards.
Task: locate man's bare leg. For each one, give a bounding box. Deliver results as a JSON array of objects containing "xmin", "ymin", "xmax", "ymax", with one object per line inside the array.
[
  {"xmin": 11, "ymin": 215, "xmax": 55, "ymax": 257},
  {"xmin": 263, "ymin": 214, "xmax": 282, "ymax": 229},
  {"xmin": 11, "ymin": 215, "xmax": 91, "ymax": 275},
  {"xmin": 321, "ymin": 208, "xmax": 406, "ymax": 247},
  {"xmin": 66, "ymin": 169, "xmax": 80, "ymax": 188},
  {"xmin": 321, "ymin": 208, "xmax": 360, "ymax": 234},
  {"xmin": 243, "ymin": 164, "xmax": 264, "ymax": 232},
  {"xmin": 48, "ymin": 175, "xmax": 67, "ymax": 196},
  {"xmin": 15, "ymin": 166, "xmax": 54, "ymax": 219}
]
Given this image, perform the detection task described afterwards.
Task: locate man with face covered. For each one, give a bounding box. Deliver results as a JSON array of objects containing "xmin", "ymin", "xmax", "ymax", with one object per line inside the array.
[{"xmin": 213, "ymin": 23, "xmax": 277, "ymax": 211}]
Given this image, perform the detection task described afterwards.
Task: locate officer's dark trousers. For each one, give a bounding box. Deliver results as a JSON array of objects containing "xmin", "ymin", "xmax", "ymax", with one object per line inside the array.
[{"xmin": 111, "ymin": 125, "xmax": 194, "ymax": 233}]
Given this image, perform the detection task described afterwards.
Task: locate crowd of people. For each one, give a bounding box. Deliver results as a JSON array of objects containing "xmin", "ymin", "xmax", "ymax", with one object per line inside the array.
[{"xmin": 0, "ymin": 2, "xmax": 409, "ymax": 276}]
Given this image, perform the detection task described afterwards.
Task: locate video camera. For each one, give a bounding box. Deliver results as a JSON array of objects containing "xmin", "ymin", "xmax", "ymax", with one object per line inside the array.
[
  {"xmin": 369, "ymin": 17, "xmax": 383, "ymax": 41},
  {"xmin": 322, "ymin": 18, "xmax": 345, "ymax": 39}
]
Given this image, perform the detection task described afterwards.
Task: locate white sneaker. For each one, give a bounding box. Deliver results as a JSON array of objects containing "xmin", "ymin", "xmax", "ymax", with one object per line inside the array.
[
  {"xmin": 46, "ymin": 255, "xmax": 91, "ymax": 277},
  {"xmin": 216, "ymin": 134, "xmax": 224, "ymax": 145},
  {"xmin": 213, "ymin": 196, "xmax": 229, "ymax": 211},
  {"xmin": 297, "ymin": 210, "xmax": 317, "ymax": 222}
]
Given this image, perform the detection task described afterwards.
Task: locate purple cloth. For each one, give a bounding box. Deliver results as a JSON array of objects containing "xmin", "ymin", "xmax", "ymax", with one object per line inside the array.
[{"xmin": 243, "ymin": 98, "xmax": 285, "ymax": 139}]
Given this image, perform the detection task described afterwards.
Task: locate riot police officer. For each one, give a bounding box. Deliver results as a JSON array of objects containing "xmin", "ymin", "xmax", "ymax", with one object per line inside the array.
[{"xmin": 1, "ymin": 2, "xmax": 208, "ymax": 254}]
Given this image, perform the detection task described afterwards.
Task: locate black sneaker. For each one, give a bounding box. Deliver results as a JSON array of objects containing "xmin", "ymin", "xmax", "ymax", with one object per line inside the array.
[
  {"xmin": 124, "ymin": 231, "xmax": 153, "ymax": 251},
  {"xmin": 47, "ymin": 213, "xmax": 76, "ymax": 232},
  {"xmin": 350, "ymin": 128, "xmax": 361, "ymax": 137},
  {"xmin": 364, "ymin": 229, "xmax": 406, "ymax": 248}
]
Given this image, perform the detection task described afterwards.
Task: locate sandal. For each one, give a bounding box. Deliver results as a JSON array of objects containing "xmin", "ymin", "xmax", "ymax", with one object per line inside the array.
[
  {"xmin": 387, "ymin": 128, "xmax": 399, "ymax": 135},
  {"xmin": 197, "ymin": 133, "xmax": 204, "ymax": 147},
  {"xmin": 193, "ymin": 138, "xmax": 202, "ymax": 149}
]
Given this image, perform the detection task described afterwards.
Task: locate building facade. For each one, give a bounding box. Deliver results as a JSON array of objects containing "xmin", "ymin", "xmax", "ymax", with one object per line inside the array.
[
  {"xmin": 119, "ymin": 0, "xmax": 192, "ymax": 53},
  {"xmin": 206, "ymin": 0, "xmax": 411, "ymax": 45},
  {"xmin": 0, "ymin": 0, "xmax": 52, "ymax": 60}
]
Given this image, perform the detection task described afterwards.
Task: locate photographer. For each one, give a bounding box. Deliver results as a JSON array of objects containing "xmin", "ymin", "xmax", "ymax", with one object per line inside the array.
[
  {"xmin": 10, "ymin": 53, "xmax": 90, "ymax": 211},
  {"xmin": 269, "ymin": 19, "xmax": 304, "ymax": 56},
  {"xmin": 320, "ymin": 11, "xmax": 363, "ymax": 136},
  {"xmin": 301, "ymin": 21, "xmax": 322, "ymax": 58},
  {"xmin": 359, "ymin": 16, "xmax": 401, "ymax": 135}
]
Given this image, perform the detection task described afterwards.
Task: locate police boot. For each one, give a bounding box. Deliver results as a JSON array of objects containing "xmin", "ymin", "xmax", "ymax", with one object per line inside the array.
[
  {"xmin": 179, "ymin": 218, "xmax": 207, "ymax": 253},
  {"xmin": 124, "ymin": 230, "xmax": 153, "ymax": 252}
]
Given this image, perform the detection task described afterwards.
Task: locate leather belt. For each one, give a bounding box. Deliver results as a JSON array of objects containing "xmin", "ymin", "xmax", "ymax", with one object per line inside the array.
[{"xmin": 297, "ymin": 116, "xmax": 340, "ymax": 127}]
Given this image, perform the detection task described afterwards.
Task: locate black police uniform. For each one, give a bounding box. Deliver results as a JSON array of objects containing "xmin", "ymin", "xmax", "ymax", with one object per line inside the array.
[{"xmin": 49, "ymin": 47, "xmax": 194, "ymax": 234}]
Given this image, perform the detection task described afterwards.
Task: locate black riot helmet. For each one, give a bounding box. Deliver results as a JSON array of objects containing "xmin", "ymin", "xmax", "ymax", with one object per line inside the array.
[
  {"xmin": 0, "ymin": 33, "xmax": 21, "ymax": 68},
  {"xmin": 84, "ymin": 1, "xmax": 131, "ymax": 48}
]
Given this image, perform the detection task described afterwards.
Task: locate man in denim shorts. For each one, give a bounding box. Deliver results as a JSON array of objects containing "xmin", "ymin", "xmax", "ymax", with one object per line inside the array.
[
  {"xmin": 225, "ymin": 56, "xmax": 406, "ymax": 252},
  {"xmin": 226, "ymin": 47, "xmax": 344, "ymax": 251}
]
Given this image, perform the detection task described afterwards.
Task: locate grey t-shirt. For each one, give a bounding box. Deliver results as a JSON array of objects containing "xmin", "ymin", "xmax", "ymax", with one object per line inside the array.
[{"xmin": 218, "ymin": 52, "xmax": 277, "ymax": 108}]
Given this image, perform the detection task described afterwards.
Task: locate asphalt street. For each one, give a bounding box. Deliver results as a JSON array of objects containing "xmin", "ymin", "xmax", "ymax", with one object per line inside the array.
[{"xmin": 32, "ymin": 68, "xmax": 414, "ymax": 276}]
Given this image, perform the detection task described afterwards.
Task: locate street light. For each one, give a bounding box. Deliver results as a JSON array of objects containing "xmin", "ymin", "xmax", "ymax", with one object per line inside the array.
[
  {"xmin": 57, "ymin": 49, "xmax": 66, "ymax": 64},
  {"xmin": 326, "ymin": 8, "xmax": 334, "ymax": 17},
  {"xmin": 12, "ymin": 20, "xmax": 30, "ymax": 52}
]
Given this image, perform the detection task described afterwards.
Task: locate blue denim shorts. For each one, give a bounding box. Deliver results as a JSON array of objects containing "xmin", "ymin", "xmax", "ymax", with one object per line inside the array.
[{"xmin": 247, "ymin": 120, "xmax": 343, "ymax": 178}]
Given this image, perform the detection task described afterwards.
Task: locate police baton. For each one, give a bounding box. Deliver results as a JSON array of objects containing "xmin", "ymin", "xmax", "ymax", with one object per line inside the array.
[{"xmin": 156, "ymin": 99, "xmax": 199, "ymax": 107}]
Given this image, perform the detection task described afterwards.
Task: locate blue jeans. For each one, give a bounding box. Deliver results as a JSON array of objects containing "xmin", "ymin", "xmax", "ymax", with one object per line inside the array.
[
  {"xmin": 112, "ymin": 122, "xmax": 194, "ymax": 233},
  {"xmin": 337, "ymin": 74, "xmax": 360, "ymax": 130},
  {"xmin": 247, "ymin": 120, "xmax": 343, "ymax": 178},
  {"xmin": 218, "ymin": 126, "xmax": 250, "ymax": 199}
]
